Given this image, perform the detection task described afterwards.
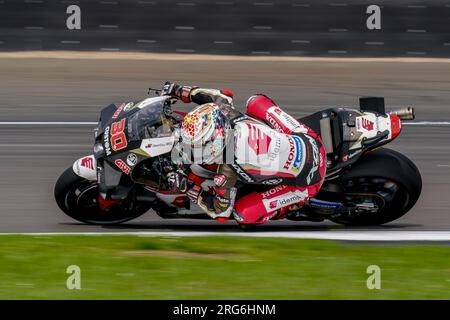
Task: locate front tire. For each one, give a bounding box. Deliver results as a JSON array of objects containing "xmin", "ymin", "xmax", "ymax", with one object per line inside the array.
[{"xmin": 54, "ymin": 167, "xmax": 151, "ymax": 225}]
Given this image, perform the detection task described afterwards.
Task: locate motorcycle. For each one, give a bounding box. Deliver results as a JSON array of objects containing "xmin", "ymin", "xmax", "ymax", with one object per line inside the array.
[{"xmin": 55, "ymin": 88, "xmax": 422, "ymax": 226}]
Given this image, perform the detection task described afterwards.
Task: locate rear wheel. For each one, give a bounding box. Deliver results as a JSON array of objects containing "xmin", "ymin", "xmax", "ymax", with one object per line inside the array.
[
  {"xmin": 55, "ymin": 167, "xmax": 151, "ymax": 225},
  {"xmin": 327, "ymin": 148, "xmax": 422, "ymax": 226}
]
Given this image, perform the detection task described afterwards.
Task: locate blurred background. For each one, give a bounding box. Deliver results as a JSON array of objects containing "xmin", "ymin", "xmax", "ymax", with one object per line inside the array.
[{"xmin": 0, "ymin": 0, "xmax": 449, "ymax": 56}]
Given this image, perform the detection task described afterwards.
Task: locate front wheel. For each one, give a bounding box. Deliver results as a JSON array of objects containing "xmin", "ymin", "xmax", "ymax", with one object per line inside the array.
[
  {"xmin": 54, "ymin": 167, "xmax": 151, "ymax": 225},
  {"xmin": 326, "ymin": 148, "xmax": 422, "ymax": 226}
]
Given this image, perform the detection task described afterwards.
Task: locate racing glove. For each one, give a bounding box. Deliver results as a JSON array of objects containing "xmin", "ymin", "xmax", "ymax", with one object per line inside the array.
[
  {"xmin": 166, "ymin": 170, "xmax": 188, "ymax": 193},
  {"xmin": 162, "ymin": 82, "xmax": 233, "ymax": 106},
  {"xmin": 161, "ymin": 82, "xmax": 196, "ymax": 103}
]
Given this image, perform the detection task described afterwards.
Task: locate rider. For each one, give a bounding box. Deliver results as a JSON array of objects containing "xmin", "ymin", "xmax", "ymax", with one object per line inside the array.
[{"xmin": 162, "ymin": 82, "xmax": 326, "ymax": 225}]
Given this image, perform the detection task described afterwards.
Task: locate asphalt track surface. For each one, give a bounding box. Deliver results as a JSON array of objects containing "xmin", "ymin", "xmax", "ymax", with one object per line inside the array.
[{"xmin": 0, "ymin": 54, "xmax": 449, "ymax": 233}]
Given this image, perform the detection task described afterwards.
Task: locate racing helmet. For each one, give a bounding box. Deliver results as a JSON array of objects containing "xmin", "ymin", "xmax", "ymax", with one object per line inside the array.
[{"xmin": 180, "ymin": 103, "xmax": 231, "ymax": 164}]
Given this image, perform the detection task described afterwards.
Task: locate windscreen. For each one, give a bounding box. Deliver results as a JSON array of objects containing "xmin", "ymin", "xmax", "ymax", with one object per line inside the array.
[{"xmin": 127, "ymin": 99, "xmax": 173, "ymax": 141}]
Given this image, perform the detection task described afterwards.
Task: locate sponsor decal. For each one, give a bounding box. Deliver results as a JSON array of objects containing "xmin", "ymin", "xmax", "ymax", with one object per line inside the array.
[
  {"xmin": 291, "ymin": 136, "xmax": 303, "ymax": 172},
  {"xmin": 266, "ymin": 113, "xmax": 283, "ymax": 132},
  {"xmin": 214, "ymin": 174, "xmax": 228, "ymax": 188},
  {"xmin": 231, "ymin": 164, "xmax": 254, "ymax": 183},
  {"xmin": 272, "ymin": 106, "xmax": 302, "ymax": 131},
  {"xmin": 142, "ymin": 137, "xmax": 175, "ymax": 157},
  {"xmin": 308, "ymin": 198, "xmax": 342, "ymax": 210},
  {"xmin": 112, "ymin": 103, "xmax": 125, "ymax": 119},
  {"xmin": 283, "ymin": 136, "xmax": 302, "ymax": 172},
  {"xmin": 103, "ymin": 126, "xmax": 112, "ymax": 156},
  {"xmin": 262, "ymin": 185, "xmax": 287, "ymax": 199},
  {"xmin": 268, "ymin": 199, "xmax": 278, "ymax": 210},
  {"xmin": 262, "ymin": 189, "xmax": 308, "ymax": 212},
  {"xmin": 145, "ymin": 141, "xmax": 173, "ymax": 149},
  {"xmin": 261, "ymin": 178, "xmax": 283, "ymax": 185},
  {"xmin": 110, "ymin": 118, "xmax": 128, "ymax": 151},
  {"xmin": 305, "ymin": 135, "xmax": 319, "ymax": 185},
  {"xmin": 126, "ymin": 153, "xmax": 138, "ymax": 166},
  {"xmin": 268, "ymin": 137, "xmax": 281, "ymax": 161},
  {"xmin": 362, "ymin": 118, "xmax": 374, "ymax": 131},
  {"xmin": 357, "ymin": 116, "xmax": 375, "ymax": 132},
  {"xmin": 247, "ymin": 124, "xmax": 272, "ymax": 156},
  {"xmin": 114, "ymin": 159, "xmax": 131, "ymax": 175},
  {"xmin": 80, "ymin": 156, "xmax": 94, "ymax": 170},
  {"xmin": 283, "ymin": 137, "xmax": 296, "ymax": 169},
  {"xmin": 273, "ymin": 107, "xmax": 282, "ymax": 115}
]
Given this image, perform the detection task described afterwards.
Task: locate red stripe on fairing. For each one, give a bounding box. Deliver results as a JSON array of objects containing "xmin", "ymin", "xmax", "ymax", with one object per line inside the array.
[
  {"xmin": 112, "ymin": 103, "xmax": 125, "ymax": 119},
  {"xmin": 389, "ymin": 114, "xmax": 402, "ymax": 140},
  {"xmin": 245, "ymin": 168, "xmax": 295, "ymax": 178}
]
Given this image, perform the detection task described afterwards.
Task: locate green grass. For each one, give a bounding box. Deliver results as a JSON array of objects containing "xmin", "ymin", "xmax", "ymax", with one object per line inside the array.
[{"xmin": 0, "ymin": 235, "xmax": 449, "ymax": 299}]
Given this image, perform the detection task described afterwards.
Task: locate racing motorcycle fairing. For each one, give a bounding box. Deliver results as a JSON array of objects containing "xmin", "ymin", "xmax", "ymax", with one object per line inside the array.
[
  {"xmin": 139, "ymin": 136, "xmax": 176, "ymax": 158},
  {"xmin": 299, "ymin": 107, "xmax": 402, "ymax": 172},
  {"xmin": 92, "ymin": 96, "xmax": 180, "ymax": 200},
  {"xmin": 73, "ymin": 155, "xmax": 97, "ymax": 181}
]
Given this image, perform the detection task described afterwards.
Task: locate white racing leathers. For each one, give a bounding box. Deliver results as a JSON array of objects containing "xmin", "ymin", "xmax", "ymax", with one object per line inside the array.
[
  {"xmin": 174, "ymin": 88, "xmax": 326, "ymax": 225},
  {"xmin": 229, "ymin": 94, "xmax": 327, "ymax": 224}
]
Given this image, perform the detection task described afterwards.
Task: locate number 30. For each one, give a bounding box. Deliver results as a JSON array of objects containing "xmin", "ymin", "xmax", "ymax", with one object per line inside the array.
[{"xmin": 111, "ymin": 119, "xmax": 127, "ymax": 151}]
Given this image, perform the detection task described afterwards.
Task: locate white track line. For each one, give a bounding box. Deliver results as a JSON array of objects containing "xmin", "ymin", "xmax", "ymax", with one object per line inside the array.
[
  {"xmin": 0, "ymin": 122, "xmax": 449, "ymax": 126},
  {"xmin": 2, "ymin": 231, "xmax": 450, "ymax": 241},
  {"xmin": 5, "ymin": 51, "xmax": 450, "ymax": 63}
]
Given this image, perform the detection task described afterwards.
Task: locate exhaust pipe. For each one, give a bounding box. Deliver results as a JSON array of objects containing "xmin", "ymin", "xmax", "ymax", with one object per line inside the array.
[{"xmin": 390, "ymin": 107, "xmax": 415, "ymax": 120}]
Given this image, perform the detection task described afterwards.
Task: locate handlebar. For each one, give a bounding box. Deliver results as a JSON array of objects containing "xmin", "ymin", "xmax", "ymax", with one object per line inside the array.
[
  {"xmin": 148, "ymin": 87, "xmax": 162, "ymax": 95},
  {"xmin": 390, "ymin": 107, "xmax": 415, "ymax": 120}
]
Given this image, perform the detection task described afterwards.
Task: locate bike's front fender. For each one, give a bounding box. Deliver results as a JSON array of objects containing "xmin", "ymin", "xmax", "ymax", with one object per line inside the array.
[{"xmin": 72, "ymin": 155, "xmax": 97, "ymax": 181}]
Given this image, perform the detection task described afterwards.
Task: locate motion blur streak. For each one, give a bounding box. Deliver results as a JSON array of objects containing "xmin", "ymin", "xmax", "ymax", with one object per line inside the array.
[{"xmin": 0, "ymin": 0, "xmax": 449, "ymax": 57}]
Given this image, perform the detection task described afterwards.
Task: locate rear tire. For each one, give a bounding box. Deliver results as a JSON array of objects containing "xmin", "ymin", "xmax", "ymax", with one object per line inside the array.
[
  {"xmin": 55, "ymin": 167, "xmax": 151, "ymax": 225},
  {"xmin": 327, "ymin": 148, "xmax": 422, "ymax": 226}
]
